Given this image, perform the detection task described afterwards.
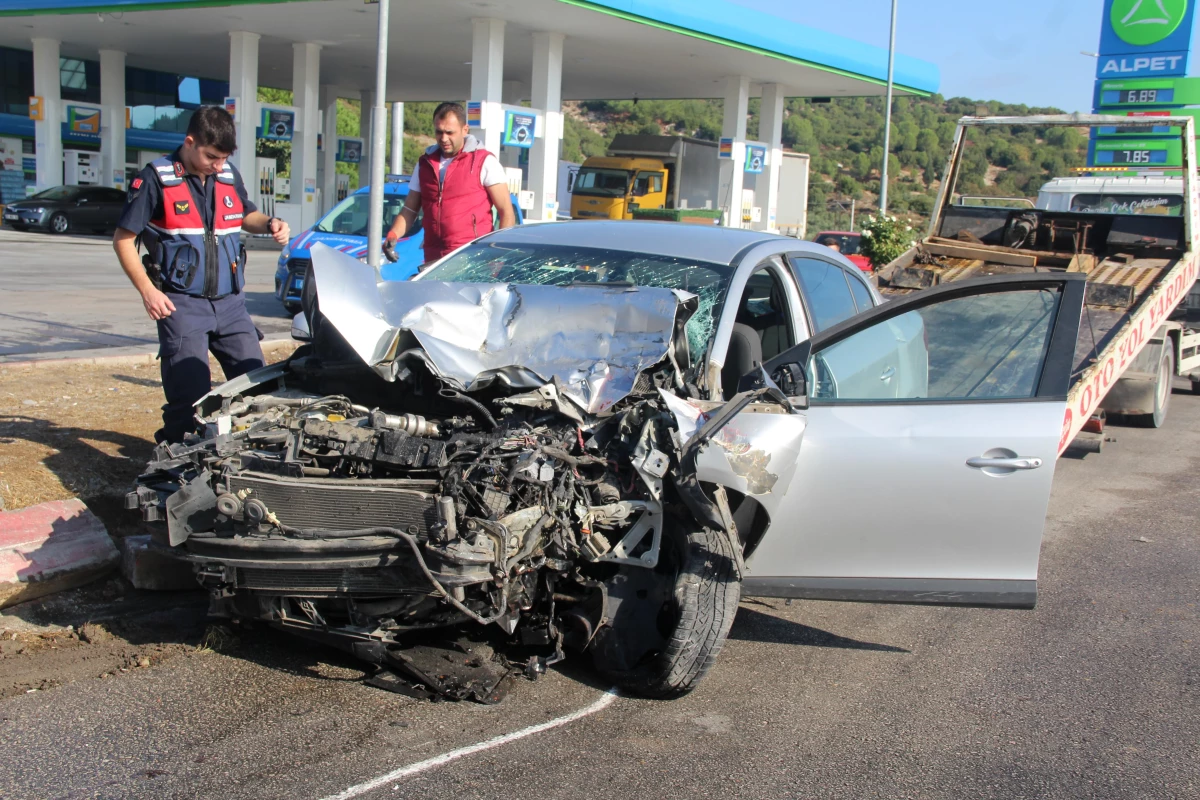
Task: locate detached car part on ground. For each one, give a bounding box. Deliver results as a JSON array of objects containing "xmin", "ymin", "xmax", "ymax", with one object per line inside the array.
[{"xmin": 129, "ymin": 222, "xmax": 1087, "ymax": 702}]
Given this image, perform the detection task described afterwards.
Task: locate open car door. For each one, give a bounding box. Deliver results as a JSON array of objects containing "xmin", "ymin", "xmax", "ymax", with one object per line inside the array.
[{"xmin": 692, "ymin": 273, "xmax": 1085, "ymax": 609}]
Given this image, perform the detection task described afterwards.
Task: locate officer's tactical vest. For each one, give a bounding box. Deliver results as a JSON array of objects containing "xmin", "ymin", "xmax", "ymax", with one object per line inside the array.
[{"xmin": 143, "ymin": 156, "xmax": 245, "ymax": 297}]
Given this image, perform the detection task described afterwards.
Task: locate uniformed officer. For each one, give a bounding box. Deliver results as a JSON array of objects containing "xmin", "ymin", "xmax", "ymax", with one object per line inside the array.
[{"xmin": 113, "ymin": 106, "xmax": 290, "ymax": 444}]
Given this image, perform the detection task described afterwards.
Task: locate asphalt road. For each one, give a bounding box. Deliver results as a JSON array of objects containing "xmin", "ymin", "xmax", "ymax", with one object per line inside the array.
[
  {"xmin": 1, "ymin": 380, "xmax": 1196, "ymax": 799},
  {"xmin": 0, "ymin": 227, "xmax": 293, "ymax": 361}
]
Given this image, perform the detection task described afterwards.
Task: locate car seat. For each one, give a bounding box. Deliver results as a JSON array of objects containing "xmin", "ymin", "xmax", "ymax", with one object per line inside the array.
[{"xmin": 722, "ymin": 322, "xmax": 763, "ymax": 399}]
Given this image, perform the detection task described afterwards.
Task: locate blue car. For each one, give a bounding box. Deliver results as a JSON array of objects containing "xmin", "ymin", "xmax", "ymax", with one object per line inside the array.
[
  {"xmin": 274, "ymin": 176, "xmax": 523, "ymax": 312},
  {"xmin": 274, "ymin": 177, "xmax": 425, "ymax": 312}
]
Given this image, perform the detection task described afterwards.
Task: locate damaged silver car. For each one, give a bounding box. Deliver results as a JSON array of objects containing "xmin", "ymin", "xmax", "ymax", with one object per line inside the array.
[{"xmin": 128, "ymin": 221, "xmax": 1086, "ymax": 701}]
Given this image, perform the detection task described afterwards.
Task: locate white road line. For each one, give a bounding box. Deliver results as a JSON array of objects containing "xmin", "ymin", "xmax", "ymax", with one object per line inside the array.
[{"xmin": 318, "ymin": 688, "xmax": 620, "ymax": 800}]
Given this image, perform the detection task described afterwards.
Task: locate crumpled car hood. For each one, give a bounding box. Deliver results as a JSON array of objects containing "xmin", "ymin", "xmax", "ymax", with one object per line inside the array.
[{"xmin": 310, "ymin": 242, "xmax": 693, "ymax": 414}]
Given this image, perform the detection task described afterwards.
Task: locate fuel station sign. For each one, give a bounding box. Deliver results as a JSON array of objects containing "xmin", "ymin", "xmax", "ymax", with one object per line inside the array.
[
  {"xmin": 1091, "ymin": 3, "xmax": 1199, "ymax": 169},
  {"xmin": 1096, "ymin": 0, "xmax": 1196, "ymax": 77}
]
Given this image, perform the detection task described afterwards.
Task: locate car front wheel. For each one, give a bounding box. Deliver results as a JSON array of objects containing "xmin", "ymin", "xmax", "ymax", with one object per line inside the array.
[
  {"xmin": 590, "ymin": 521, "xmax": 742, "ymax": 698},
  {"xmin": 49, "ymin": 212, "xmax": 70, "ymax": 234}
]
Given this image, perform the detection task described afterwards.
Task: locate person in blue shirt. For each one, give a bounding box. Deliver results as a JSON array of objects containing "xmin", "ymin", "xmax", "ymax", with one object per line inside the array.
[{"xmin": 112, "ymin": 106, "xmax": 290, "ymax": 443}]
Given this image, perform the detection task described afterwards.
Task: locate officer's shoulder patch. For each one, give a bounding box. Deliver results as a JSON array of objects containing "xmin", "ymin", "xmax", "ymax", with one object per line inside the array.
[
  {"xmin": 131, "ymin": 177, "xmax": 143, "ymax": 190},
  {"xmin": 173, "ymin": 200, "xmax": 190, "ymax": 215}
]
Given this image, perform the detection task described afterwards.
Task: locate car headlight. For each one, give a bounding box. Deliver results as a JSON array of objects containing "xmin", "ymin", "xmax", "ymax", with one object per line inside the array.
[{"xmin": 27, "ymin": 207, "xmax": 44, "ymax": 214}]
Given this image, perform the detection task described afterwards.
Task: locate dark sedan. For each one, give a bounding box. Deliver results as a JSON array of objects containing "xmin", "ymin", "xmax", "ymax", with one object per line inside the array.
[{"xmin": 2, "ymin": 185, "xmax": 127, "ymax": 235}]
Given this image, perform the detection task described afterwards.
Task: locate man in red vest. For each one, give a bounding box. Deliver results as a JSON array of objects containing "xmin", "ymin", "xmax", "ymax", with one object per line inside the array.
[{"xmin": 385, "ymin": 102, "xmax": 516, "ymax": 265}]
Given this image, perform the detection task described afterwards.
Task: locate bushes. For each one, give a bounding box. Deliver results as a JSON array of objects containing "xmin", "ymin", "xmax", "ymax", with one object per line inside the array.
[{"xmin": 859, "ymin": 214, "xmax": 916, "ymax": 267}]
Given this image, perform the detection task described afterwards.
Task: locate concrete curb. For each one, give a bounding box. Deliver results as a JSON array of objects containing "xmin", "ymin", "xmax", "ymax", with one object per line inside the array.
[
  {"xmin": 0, "ymin": 335, "xmax": 299, "ymax": 371},
  {"xmin": 0, "ymin": 499, "xmax": 120, "ymax": 609}
]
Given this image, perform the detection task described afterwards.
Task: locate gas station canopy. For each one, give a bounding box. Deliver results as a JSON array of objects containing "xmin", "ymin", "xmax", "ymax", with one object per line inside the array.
[
  {"xmin": 0, "ymin": 0, "xmax": 939, "ymax": 238},
  {"xmin": 0, "ymin": 0, "xmax": 939, "ymax": 100}
]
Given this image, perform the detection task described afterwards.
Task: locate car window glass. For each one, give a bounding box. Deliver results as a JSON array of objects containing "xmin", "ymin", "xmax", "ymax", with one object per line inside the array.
[
  {"xmin": 649, "ymin": 173, "xmax": 663, "ymax": 193},
  {"xmin": 808, "ymin": 288, "xmax": 1061, "ymax": 402},
  {"xmin": 317, "ymin": 194, "xmax": 411, "ymax": 238},
  {"xmin": 845, "ymin": 272, "xmax": 873, "ymax": 312},
  {"xmin": 632, "ymin": 174, "xmax": 650, "ymax": 197},
  {"xmin": 791, "ymin": 257, "xmax": 859, "ymax": 331},
  {"xmin": 573, "ymin": 168, "xmax": 629, "ymax": 198},
  {"xmin": 815, "ymin": 234, "xmax": 860, "ymax": 256},
  {"xmin": 31, "ymin": 186, "xmax": 80, "ymax": 201},
  {"xmin": 105, "ymin": 188, "xmax": 127, "ymax": 202}
]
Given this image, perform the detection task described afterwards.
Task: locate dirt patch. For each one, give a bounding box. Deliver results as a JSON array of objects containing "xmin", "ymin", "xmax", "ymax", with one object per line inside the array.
[
  {"xmin": 0, "ymin": 347, "xmax": 305, "ymax": 703},
  {"xmin": 0, "ymin": 578, "xmax": 209, "ymax": 699},
  {"xmin": 0, "ymin": 347, "xmax": 297, "ymax": 535}
]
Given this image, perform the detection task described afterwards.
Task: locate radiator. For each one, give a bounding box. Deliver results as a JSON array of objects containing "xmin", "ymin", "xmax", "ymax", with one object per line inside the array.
[{"xmin": 228, "ymin": 473, "xmax": 438, "ymax": 535}]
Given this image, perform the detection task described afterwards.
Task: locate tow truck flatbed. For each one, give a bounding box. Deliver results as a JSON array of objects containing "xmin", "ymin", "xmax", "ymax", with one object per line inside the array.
[{"xmin": 875, "ymin": 115, "xmax": 1200, "ymax": 454}]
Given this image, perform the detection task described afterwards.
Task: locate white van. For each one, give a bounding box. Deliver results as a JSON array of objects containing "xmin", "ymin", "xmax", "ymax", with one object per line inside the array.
[{"xmin": 1036, "ymin": 175, "xmax": 1184, "ymax": 216}]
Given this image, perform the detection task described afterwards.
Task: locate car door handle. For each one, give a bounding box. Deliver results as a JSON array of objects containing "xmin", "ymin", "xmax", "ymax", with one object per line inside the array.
[
  {"xmin": 880, "ymin": 366, "xmax": 895, "ymax": 381},
  {"xmin": 966, "ymin": 456, "xmax": 1043, "ymax": 470}
]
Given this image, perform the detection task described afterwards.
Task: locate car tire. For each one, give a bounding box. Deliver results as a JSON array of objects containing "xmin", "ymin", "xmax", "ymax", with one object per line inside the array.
[
  {"xmin": 590, "ymin": 521, "xmax": 742, "ymax": 698},
  {"xmin": 1132, "ymin": 345, "xmax": 1174, "ymax": 428},
  {"xmin": 48, "ymin": 212, "xmax": 70, "ymax": 235}
]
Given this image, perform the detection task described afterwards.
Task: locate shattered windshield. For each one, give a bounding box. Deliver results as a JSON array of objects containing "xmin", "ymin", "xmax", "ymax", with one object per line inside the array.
[{"xmin": 420, "ymin": 241, "xmax": 733, "ymax": 354}]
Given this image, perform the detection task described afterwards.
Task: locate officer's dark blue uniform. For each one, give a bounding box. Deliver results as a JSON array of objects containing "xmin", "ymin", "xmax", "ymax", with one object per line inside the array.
[{"xmin": 118, "ymin": 149, "xmax": 265, "ymax": 443}]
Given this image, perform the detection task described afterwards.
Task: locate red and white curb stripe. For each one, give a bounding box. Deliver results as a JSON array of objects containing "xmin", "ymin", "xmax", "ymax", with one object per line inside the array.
[{"xmin": 0, "ymin": 499, "xmax": 118, "ymax": 608}]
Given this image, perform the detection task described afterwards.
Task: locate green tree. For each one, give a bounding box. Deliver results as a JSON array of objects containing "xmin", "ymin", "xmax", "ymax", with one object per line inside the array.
[{"xmin": 836, "ymin": 174, "xmax": 863, "ymax": 199}]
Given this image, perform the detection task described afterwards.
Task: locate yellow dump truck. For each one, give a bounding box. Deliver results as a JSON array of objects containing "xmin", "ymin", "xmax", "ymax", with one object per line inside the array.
[{"xmin": 570, "ymin": 135, "xmax": 720, "ymax": 220}]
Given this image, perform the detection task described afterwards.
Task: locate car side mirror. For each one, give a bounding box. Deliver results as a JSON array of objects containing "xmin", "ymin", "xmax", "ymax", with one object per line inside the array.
[
  {"xmin": 773, "ymin": 362, "xmax": 806, "ymax": 398},
  {"xmin": 290, "ymin": 311, "xmax": 312, "ymax": 342}
]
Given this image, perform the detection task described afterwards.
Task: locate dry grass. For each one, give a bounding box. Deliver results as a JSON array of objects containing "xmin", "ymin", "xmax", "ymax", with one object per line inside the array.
[{"xmin": 0, "ymin": 345, "xmax": 297, "ymax": 534}]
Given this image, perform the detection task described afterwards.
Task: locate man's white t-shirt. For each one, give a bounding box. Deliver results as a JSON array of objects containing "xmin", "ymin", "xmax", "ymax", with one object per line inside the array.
[{"xmin": 410, "ymin": 149, "xmax": 507, "ymax": 193}]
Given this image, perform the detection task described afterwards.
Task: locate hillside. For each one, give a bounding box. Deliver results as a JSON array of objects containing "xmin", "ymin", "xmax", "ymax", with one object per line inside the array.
[{"xmin": 566, "ymin": 95, "xmax": 1089, "ymax": 232}]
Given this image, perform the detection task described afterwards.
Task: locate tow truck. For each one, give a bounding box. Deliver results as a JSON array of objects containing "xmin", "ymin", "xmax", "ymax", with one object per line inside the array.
[{"xmin": 875, "ymin": 115, "xmax": 1200, "ymax": 452}]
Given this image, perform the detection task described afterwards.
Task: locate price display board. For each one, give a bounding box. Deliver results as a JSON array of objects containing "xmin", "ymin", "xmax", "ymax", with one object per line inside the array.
[
  {"xmin": 1091, "ymin": 137, "xmax": 1183, "ymax": 167},
  {"xmin": 1096, "ymin": 108, "xmax": 1200, "ymax": 137},
  {"xmin": 1096, "ymin": 77, "xmax": 1200, "ymax": 108}
]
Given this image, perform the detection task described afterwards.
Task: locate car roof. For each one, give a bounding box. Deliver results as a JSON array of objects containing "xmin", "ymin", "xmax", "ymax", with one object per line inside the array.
[
  {"xmin": 477, "ymin": 220, "xmax": 790, "ymax": 263},
  {"xmin": 1038, "ymin": 175, "xmax": 1183, "ymax": 194},
  {"xmin": 353, "ymin": 179, "xmax": 411, "ymax": 197}
]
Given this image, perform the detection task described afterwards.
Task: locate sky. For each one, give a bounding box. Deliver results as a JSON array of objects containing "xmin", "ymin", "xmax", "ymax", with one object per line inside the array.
[{"xmin": 729, "ymin": 0, "xmax": 1197, "ymax": 112}]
